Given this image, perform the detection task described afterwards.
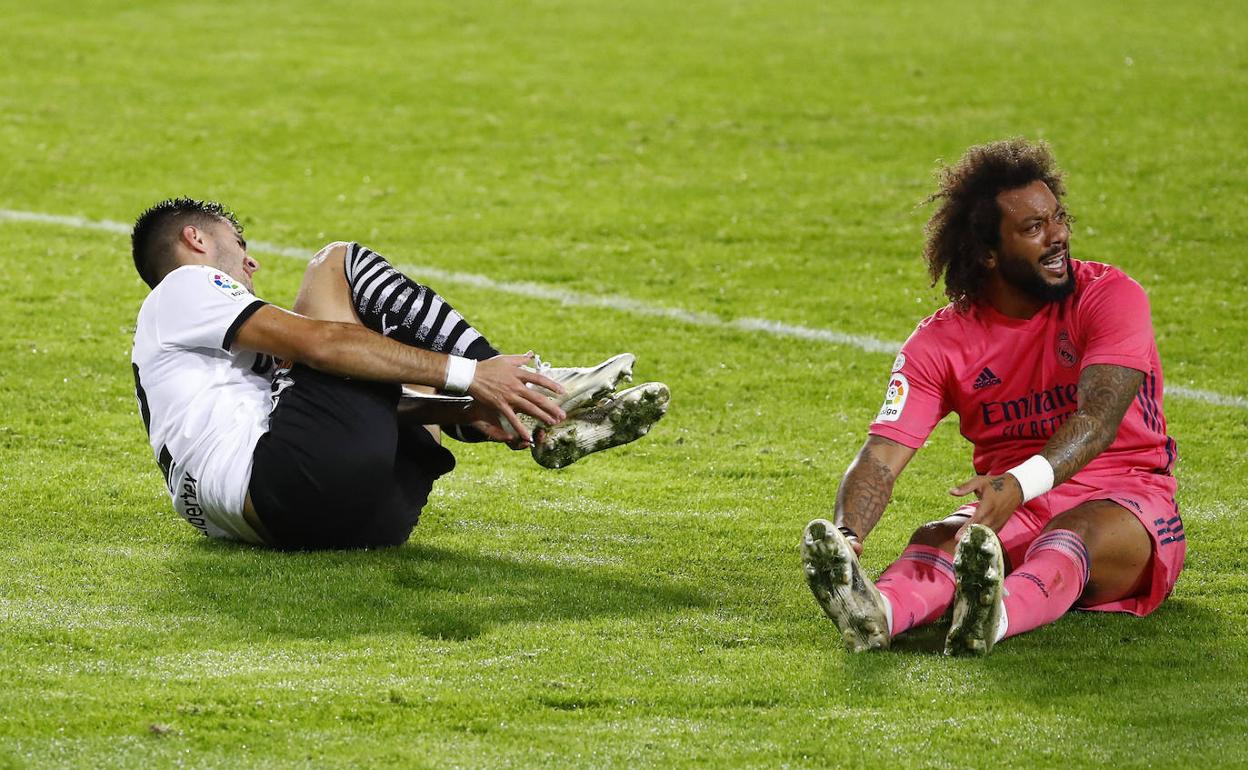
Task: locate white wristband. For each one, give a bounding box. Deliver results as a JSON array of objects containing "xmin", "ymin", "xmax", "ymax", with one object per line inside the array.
[
  {"xmin": 443, "ymin": 355, "xmax": 477, "ymax": 394},
  {"xmin": 1005, "ymin": 454, "xmax": 1055, "ymax": 502}
]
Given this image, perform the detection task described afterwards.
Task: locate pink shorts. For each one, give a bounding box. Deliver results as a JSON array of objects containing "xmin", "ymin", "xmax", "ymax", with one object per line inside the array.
[{"xmin": 950, "ymin": 470, "xmax": 1184, "ymax": 617}]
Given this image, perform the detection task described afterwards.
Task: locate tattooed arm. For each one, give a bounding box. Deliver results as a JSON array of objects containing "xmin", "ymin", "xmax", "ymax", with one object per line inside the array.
[
  {"xmin": 835, "ymin": 435, "xmax": 917, "ymax": 554},
  {"xmin": 1042, "ymin": 364, "xmax": 1144, "ymax": 482},
  {"xmin": 953, "ymin": 363, "xmax": 1145, "ymax": 531}
]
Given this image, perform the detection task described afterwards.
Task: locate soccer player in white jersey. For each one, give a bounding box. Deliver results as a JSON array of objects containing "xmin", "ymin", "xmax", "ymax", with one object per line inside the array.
[{"xmin": 130, "ymin": 198, "xmax": 668, "ymax": 549}]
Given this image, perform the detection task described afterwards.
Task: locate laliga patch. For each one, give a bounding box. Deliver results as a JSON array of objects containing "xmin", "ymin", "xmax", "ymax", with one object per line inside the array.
[
  {"xmin": 210, "ymin": 272, "xmax": 248, "ymax": 299},
  {"xmin": 891, "ymin": 352, "xmax": 906, "ymax": 372},
  {"xmin": 876, "ymin": 372, "xmax": 908, "ymax": 422}
]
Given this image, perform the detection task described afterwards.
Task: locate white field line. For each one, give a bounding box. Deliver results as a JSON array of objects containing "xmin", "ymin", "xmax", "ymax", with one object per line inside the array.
[{"xmin": 3, "ymin": 207, "xmax": 1245, "ymax": 410}]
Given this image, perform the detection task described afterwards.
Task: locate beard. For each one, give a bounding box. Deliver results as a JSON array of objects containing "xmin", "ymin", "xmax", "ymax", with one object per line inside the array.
[{"xmin": 997, "ymin": 248, "xmax": 1075, "ymax": 304}]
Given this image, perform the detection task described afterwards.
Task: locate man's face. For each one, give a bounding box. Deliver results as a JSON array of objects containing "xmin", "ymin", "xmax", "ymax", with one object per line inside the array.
[
  {"xmin": 992, "ymin": 179, "xmax": 1073, "ymax": 303},
  {"xmin": 207, "ymin": 218, "xmax": 259, "ymax": 292}
]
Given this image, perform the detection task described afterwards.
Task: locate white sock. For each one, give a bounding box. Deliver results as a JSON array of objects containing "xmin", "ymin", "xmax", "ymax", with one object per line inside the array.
[
  {"xmin": 995, "ymin": 599, "xmax": 1009, "ymax": 643},
  {"xmin": 879, "ymin": 593, "xmax": 894, "ymax": 636}
]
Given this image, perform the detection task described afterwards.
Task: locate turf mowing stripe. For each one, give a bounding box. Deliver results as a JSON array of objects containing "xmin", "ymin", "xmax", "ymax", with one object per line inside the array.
[{"xmin": 4, "ymin": 207, "xmax": 1245, "ymax": 411}]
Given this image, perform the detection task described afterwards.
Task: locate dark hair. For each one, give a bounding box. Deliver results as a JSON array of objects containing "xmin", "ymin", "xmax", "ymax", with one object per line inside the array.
[
  {"xmin": 922, "ymin": 139, "xmax": 1068, "ymax": 309},
  {"xmin": 131, "ymin": 197, "xmax": 241, "ymax": 288}
]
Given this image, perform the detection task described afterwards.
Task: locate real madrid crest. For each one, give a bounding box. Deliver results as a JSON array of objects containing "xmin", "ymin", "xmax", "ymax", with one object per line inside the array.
[{"xmin": 1056, "ymin": 330, "xmax": 1079, "ymax": 368}]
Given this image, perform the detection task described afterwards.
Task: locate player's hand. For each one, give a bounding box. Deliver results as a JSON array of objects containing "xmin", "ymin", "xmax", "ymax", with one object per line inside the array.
[
  {"xmin": 949, "ymin": 473, "xmax": 1023, "ymax": 534},
  {"xmin": 466, "ymin": 353, "xmax": 565, "ymax": 443},
  {"xmin": 834, "ymin": 524, "xmax": 864, "ymax": 556},
  {"xmin": 460, "ymin": 402, "xmax": 534, "ymax": 449},
  {"xmin": 465, "ymin": 417, "xmax": 532, "ymax": 449}
]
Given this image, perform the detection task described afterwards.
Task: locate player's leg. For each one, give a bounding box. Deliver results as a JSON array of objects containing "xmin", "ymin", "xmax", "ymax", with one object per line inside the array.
[
  {"xmin": 999, "ymin": 499, "xmax": 1152, "ymax": 636},
  {"xmin": 804, "ymin": 511, "xmax": 980, "ymax": 649},
  {"xmin": 244, "ymin": 244, "xmax": 435, "ymax": 548},
  {"xmin": 1079, "ymin": 490, "xmax": 1185, "ymax": 617},
  {"xmin": 870, "ymin": 515, "xmax": 961, "ymax": 639},
  {"xmin": 290, "ymin": 241, "xmax": 365, "ymax": 324},
  {"xmin": 248, "ymin": 365, "xmax": 409, "ymax": 549},
  {"xmin": 290, "ymin": 242, "xmax": 497, "ymax": 442},
  {"xmin": 310, "ymin": 242, "xmax": 640, "ymax": 444},
  {"xmin": 332, "ymin": 241, "xmax": 645, "ymax": 413},
  {"xmin": 290, "ymin": 241, "xmax": 500, "ymax": 363},
  {"xmin": 296, "ymin": 247, "xmax": 462, "ymax": 540},
  {"xmin": 341, "ymin": 242, "xmax": 498, "ymax": 359},
  {"xmin": 349, "ymin": 412, "xmax": 458, "ymax": 548},
  {"xmin": 293, "ymin": 242, "xmax": 666, "ymax": 462},
  {"xmin": 945, "ymin": 498, "xmax": 1154, "ymax": 655},
  {"xmin": 869, "ymin": 502, "xmax": 1042, "ymax": 640}
]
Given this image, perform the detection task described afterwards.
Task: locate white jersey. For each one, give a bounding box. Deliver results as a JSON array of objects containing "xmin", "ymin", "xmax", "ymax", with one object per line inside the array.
[{"xmin": 131, "ymin": 265, "xmax": 275, "ymax": 543}]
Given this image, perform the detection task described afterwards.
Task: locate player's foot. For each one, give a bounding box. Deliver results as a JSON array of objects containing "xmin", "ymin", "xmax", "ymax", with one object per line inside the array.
[
  {"xmin": 801, "ymin": 519, "xmax": 890, "ymax": 652},
  {"xmin": 530, "ymin": 352, "xmax": 635, "ymax": 414},
  {"xmin": 945, "ymin": 524, "xmax": 1006, "ymax": 657},
  {"xmin": 504, "ymin": 353, "xmax": 637, "ymax": 437},
  {"xmin": 530, "ymin": 382, "xmax": 669, "ymax": 469}
]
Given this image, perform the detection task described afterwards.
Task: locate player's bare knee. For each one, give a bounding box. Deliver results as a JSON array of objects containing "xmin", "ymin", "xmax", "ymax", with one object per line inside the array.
[
  {"xmin": 1043, "ymin": 514, "xmax": 1095, "ymax": 540},
  {"xmin": 306, "ymin": 241, "xmax": 350, "ymax": 276},
  {"xmin": 294, "ymin": 242, "xmax": 357, "ymax": 321}
]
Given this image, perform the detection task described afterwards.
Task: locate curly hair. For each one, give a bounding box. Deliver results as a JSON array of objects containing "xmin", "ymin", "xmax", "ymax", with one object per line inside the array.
[
  {"xmin": 922, "ymin": 139, "xmax": 1068, "ymax": 309},
  {"xmin": 131, "ymin": 197, "xmax": 241, "ymax": 288}
]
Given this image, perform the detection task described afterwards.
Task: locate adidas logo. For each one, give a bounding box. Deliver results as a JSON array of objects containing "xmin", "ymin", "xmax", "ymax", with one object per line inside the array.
[{"xmin": 973, "ymin": 367, "xmax": 1002, "ymax": 390}]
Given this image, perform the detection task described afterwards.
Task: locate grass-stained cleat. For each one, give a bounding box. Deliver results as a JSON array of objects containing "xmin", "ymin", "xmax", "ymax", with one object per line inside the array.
[
  {"xmin": 503, "ymin": 353, "xmax": 637, "ymax": 438},
  {"xmin": 945, "ymin": 523, "xmax": 1006, "ymax": 657},
  {"xmin": 801, "ymin": 518, "xmax": 890, "ymax": 652},
  {"xmin": 530, "ymin": 352, "xmax": 635, "ymax": 414},
  {"xmin": 531, "ymin": 381, "xmax": 669, "ymax": 469}
]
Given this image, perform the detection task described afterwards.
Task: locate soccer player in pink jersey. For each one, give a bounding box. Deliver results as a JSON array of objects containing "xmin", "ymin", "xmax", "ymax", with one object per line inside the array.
[{"xmin": 800, "ymin": 139, "xmax": 1183, "ymax": 655}]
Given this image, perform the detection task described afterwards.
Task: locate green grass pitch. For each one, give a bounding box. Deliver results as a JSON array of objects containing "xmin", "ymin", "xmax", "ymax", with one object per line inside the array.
[{"xmin": 2, "ymin": 1, "xmax": 1246, "ymax": 767}]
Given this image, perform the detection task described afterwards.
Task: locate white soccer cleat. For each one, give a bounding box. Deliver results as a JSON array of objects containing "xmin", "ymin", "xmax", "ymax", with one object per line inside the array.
[
  {"xmin": 945, "ymin": 523, "xmax": 1006, "ymax": 657},
  {"xmin": 502, "ymin": 353, "xmax": 637, "ymax": 437},
  {"xmin": 530, "ymin": 352, "xmax": 636, "ymax": 414},
  {"xmin": 530, "ymin": 381, "xmax": 669, "ymax": 469},
  {"xmin": 801, "ymin": 519, "xmax": 890, "ymax": 652}
]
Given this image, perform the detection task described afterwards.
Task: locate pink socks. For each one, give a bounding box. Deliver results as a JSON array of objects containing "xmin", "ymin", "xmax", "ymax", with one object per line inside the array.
[
  {"xmin": 1001, "ymin": 529, "xmax": 1090, "ymax": 640},
  {"xmin": 875, "ymin": 545, "xmax": 956, "ymax": 636},
  {"xmin": 875, "ymin": 529, "xmax": 1090, "ymax": 641}
]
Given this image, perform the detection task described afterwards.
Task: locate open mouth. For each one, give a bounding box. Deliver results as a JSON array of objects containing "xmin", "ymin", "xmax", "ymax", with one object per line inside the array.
[{"xmin": 1040, "ymin": 250, "xmax": 1068, "ymax": 276}]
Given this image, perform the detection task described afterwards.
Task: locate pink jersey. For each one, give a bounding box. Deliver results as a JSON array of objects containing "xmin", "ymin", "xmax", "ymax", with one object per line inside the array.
[{"xmin": 869, "ymin": 259, "xmax": 1176, "ymax": 482}]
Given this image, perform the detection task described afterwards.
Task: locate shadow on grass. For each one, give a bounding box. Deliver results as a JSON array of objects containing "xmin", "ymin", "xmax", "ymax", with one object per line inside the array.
[
  {"xmin": 882, "ymin": 596, "xmax": 1224, "ymax": 655},
  {"xmin": 152, "ymin": 540, "xmax": 706, "ymax": 641},
  {"xmin": 843, "ymin": 597, "xmax": 1234, "ymax": 704}
]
